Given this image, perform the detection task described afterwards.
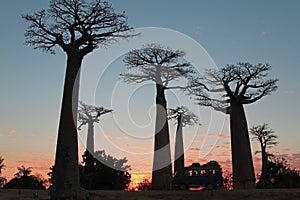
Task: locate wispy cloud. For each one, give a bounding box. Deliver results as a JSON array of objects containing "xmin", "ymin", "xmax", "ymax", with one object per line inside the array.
[
  {"xmin": 8, "ymin": 130, "xmax": 16, "ymax": 135},
  {"xmin": 103, "ymin": 133, "xmax": 112, "ymax": 139},
  {"xmin": 260, "ymin": 31, "xmax": 268, "ymax": 36},
  {"xmin": 189, "ymin": 147, "xmax": 201, "ymax": 152},
  {"xmin": 208, "ymin": 145, "xmax": 230, "ymax": 151},
  {"xmin": 201, "ymin": 133, "xmax": 230, "ymax": 140},
  {"xmin": 195, "ymin": 31, "xmax": 202, "ymax": 36},
  {"xmin": 283, "ymin": 90, "xmax": 296, "ymax": 95}
]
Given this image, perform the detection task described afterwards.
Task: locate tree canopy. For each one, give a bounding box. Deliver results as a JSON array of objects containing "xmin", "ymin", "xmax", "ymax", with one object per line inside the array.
[
  {"xmin": 22, "ymin": 0, "xmax": 134, "ymax": 55},
  {"xmin": 80, "ymin": 150, "xmax": 131, "ymax": 190},
  {"xmin": 4, "ymin": 166, "xmax": 46, "ymax": 190},
  {"xmin": 121, "ymin": 43, "xmax": 195, "ymax": 88},
  {"xmin": 168, "ymin": 106, "xmax": 199, "ymax": 127},
  {"xmin": 194, "ymin": 62, "xmax": 278, "ymax": 113},
  {"xmin": 78, "ymin": 101, "xmax": 112, "ymax": 130}
]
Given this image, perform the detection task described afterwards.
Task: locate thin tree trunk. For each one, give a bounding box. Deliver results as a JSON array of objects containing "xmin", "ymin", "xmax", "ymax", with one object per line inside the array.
[
  {"xmin": 51, "ymin": 52, "xmax": 87, "ymax": 199},
  {"xmin": 258, "ymin": 145, "xmax": 267, "ymax": 188},
  {"xmin": 230, "ymin": 98, "xmax": 255, "ymax": 190},
  {"xmin": 151, "ymin": 84, "xmax": 172, "ymax": 190},
  {"xmin": 87, "ymin": 121, "xmax": 94, "ymax": 154},
  {"xmin": 174, "ymin": 114, "xmax": 184, "ymax": 173}
]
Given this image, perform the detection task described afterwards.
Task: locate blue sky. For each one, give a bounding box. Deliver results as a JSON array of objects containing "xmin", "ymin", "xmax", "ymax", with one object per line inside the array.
[{"xmin": 0, "ymin": 0, "xmax": 299, "ymax": 181}]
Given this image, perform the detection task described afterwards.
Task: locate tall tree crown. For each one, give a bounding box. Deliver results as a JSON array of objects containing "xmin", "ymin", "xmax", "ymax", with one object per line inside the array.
[
  {"xmin": 168, "ymin": 106, "xmax": 199, "ymax": 127},
  {"xmin": 250, "ymin": 123, "xmax": 278, "ymax": 149},
  {"xmin": 121, "ymin": 44, "xmax": 195, "ymax": 88},
  {"xmin": 78, "ymin": 101, "xmax": 112, "ymax": 130},
  {"xmin": 195, "ymin": 62, "xmax": 278, "ymax": 113},
  {"xmin": 22, "ymin": 0, "xmax": 134, "ymax": 55}
]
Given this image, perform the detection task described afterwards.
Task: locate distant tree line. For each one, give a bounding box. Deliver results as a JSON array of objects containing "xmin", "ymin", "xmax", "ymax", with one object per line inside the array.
[{"xmin": 0, "ymin": 151, "xmax": 131, "ymax": 190}]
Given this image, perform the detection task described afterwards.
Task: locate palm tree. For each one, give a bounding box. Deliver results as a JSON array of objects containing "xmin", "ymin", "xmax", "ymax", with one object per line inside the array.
[
  {"xmin": 250, "ymin": 123, "xmax": 278, "ymax": 188},
  {"xmin": 168, "ymin": 106, "xmax": 199, "ymax": 173},
  {"xmin": 14, "ymin": 165, "xmax": 33, "ymax": 178}
]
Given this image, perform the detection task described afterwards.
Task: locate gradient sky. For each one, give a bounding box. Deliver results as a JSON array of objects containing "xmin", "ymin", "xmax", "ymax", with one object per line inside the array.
[{"xmin": 0, "ymin": 0, "xmax": 299, "ymax": 186}]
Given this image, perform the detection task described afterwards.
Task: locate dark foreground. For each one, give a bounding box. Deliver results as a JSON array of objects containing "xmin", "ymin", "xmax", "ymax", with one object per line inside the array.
[{"xmin": 0, "ymin": 189, "xmax": 300, "ymax": 200}]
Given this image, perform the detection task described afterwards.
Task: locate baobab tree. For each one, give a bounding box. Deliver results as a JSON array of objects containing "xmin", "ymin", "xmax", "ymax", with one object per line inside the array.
[
  {"xmin": 168, "ymin": 106, "xmax": 199, "ymax": 173},
  {"xmin": 23, "ymin": 0, "xmax": 134, "ymax": 198},
  {"xmin": 121, "ymin": 43, "xmax": 196, "ymax": 190},
  {"xmin": 78, "ymin": 101, "xmax": 112, "ymax": 154},
  {"xmin": 250, "ymin": 123, "xmax": 278, "ymax": 188},
  {"xmin": 194, "ymin": 62, "xmax": 278, "ymax": 189}
]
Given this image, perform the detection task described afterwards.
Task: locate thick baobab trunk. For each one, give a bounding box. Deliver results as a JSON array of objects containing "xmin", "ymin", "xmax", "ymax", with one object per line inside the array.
[
  {"xmin": 152, "ymin": 84, "xmax": 172, "ymax": 190},
  {"xmin": 257, "ymin": 145, "xmax": 267, "ymax": 188},
  {"xmin": 51, "ymin": 52, "xmax": 87, "ymax": 199},
  {"xmin": 230, "ymin": 98, "xmax": 255, "ymax": 190},
  {"xmin": 174, "ymin": 114, "xmax": 184, "ymax": 173},
  {"xmin": 87, "ymin": 121, "xmax": 94, "ymax": 154}
]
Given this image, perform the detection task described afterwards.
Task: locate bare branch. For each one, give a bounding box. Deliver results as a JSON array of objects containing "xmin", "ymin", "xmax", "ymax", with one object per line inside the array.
[
  {"xmin": 120, "ymin": 43, "xmax": 197, "ymax": 89},
  {"xmin": 23, "ymin": 0, "xmax": 136, "ymax": 55}
]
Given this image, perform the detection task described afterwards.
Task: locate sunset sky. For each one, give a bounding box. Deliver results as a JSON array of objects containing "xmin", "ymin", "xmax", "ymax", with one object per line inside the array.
[{"xmin": 0, "ymin": 0, "xmax": 299, "ymax": 188}]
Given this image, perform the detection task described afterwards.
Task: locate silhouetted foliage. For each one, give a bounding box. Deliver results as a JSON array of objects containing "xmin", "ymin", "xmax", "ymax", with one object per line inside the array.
[
  {"xmin": 78, "ymin": 101, "xmax": 112, "ymax": 153},
  {"xmin": 23, "ymin": 0, "xmax": 135, "ymax": 198},
  {"xmin": 136, "ymin": 178, "xmax": 151, "ymax": 191},
  {"xmin": 0, "ymin": 156, "xmax": 6, "ymax": 188},
  {"xmin": 222, "ymin": 171, "xmax": 233, "ymax": 190},
  {"xmin": 121, "ymin": 43, "xmax": 199, "ymax": 190},
  {"xmin": 192, "ymin": 62, "xmax": 278, "ymax": 189},
  {"xmin": 265, "ymin": 156, "xmax": 300, "ymax": 188},
  {"xmin": 47, "ymin": 165, "xmax": 54, "ymax": 188},
  {"xmin": 250, "ymin": 123, "xmax": 278, "ymax": 188},
  {"xmin": 79, "ymin": 150, "xmax": 131, "ymax": 190},
  {"xmin": 168, "ymin": 106, "xmax": 199, "ymax": 172},
  {"xmin": 3, "ymin": 166, "xmax": 46, "ymax": 190}
]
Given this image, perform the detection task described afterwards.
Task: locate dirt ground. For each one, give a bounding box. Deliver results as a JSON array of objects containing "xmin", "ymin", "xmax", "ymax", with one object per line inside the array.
[{"xmin": 0, "ymin": 189, "xmax": 300, "ymax": 200}]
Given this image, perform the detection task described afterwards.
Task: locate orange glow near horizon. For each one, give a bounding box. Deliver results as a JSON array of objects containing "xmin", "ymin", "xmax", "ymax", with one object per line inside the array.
[{"xmin": 1, "ymin": 147, "xmax": 299, "ymax": 189}]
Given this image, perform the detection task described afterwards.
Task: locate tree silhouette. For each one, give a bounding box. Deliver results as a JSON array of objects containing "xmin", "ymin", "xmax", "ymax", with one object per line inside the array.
[
  {"xmin": 121, "ymin": 43, "xmax": 196, "ymax": 190},
  {"xmin": 4, "ymin": 166, "xmax": 46, "ymax": 190},
  {"xmin": 78, "ymin": 101, "xmax": 112, "ymax": 154},
  {"xmin": 168, "ymin": 106, "xmax": 199, "ymax": 173},
  {"xmin": 0, "ymin": 156, "xmax": 5, "ymax": 175},
  {"xmin": 136, "ymin": 178, "xmax": 151, "ymax": 191},
  {"xmin": 14, "ymin": 165, "xmax": 33, "ymax": 178},
  {"xmin": 0, "ymin": 156, "xmax": 6, "ymax": 188},
  {"xmin": 250, "ymin": 123, "xmax": 278, "ymax": 188},
  {"xmin": 266, "ymin": 156, "xmax": 300, "ymax": 188},
  {"xmin": 80, "ymin": 150, "xmax": 131, "ymax": 190},
  {"xmin": 194, "ymin": 62, "xmax": 278, "ymax": 189},
  {"xmin": 23, "ymin": 0, "xmax": 134, "ymax": 198}
]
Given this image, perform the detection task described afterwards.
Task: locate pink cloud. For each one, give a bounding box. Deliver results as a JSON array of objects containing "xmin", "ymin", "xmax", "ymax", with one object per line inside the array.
[
  {"xmin": 103, "ymin": 133, "xmax": 111, "ymax": 139},
  {"xmin": 190, "ymin": 139, "xmax": 204, "ymax": 144},
  {"xmin": 189, "ymin": 147, "xmax": 201, "ymax": 152},
  {"xmin": 208, "ymin": 145, "xmax": 230, "ymax": 151},
  {"xmin": 195, "ymin": 31, "xmax": 202, "ymax": 36},
  {"xmin": 201, "ymin": 133, "xmax": 230, "ymax": 140},
  {"xmin": 47, "ymin": 135, "xmax": 56, "ymax": 141},
  {"xmin": 8, "ymin": 130, "xmax": 16, "ymax": 135},
  {"xmin": 260, "ymin": 31, "xmax": 268, "ymax": 36}
]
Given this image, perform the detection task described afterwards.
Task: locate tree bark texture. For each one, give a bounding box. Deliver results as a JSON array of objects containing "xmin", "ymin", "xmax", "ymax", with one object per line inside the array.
[
  {"xmin": 151, "ymin": 84, "xmax": 172, "ymax": 190},
  {"xmin": 174, "ymin": 114, "xmax": 184, "ymax": 173},
  {"xmin": 230, "ymin": 98, "xmax": 255, "ymax": 190},
  {"xmin": 51, "ymin": 52, "xmax": 87, "ymax": 199}
]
